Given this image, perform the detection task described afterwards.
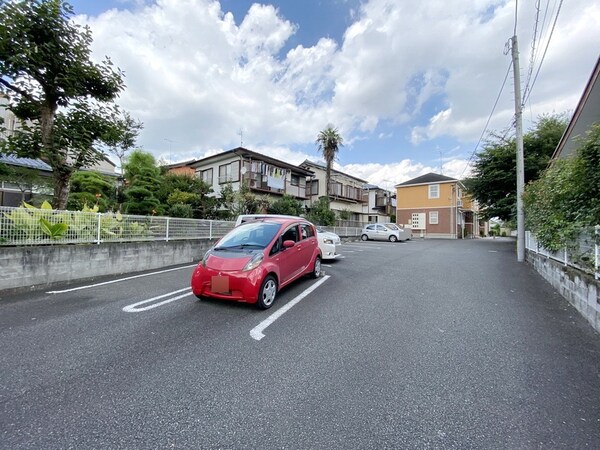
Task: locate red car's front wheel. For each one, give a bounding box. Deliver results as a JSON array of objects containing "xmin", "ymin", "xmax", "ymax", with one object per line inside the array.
[{"xmin": 257, "ymin": 275, "xmax": 277, "ymax": 310}]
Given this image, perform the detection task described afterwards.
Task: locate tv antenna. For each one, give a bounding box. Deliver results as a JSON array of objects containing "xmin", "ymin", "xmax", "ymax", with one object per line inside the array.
[{"xmin": 164, "ymin": 138, "xmax": 175, "ymax": 162}]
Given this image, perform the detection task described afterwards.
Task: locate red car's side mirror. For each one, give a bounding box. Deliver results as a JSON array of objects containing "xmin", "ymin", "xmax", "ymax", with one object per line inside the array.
[{"xmin": 282, "ymin": 240, "xmax": 296, "ymax": 248}]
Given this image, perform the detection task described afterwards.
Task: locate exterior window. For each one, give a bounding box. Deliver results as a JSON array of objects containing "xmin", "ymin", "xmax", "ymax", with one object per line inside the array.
[
  {"xmin": 429, "ymin": 184, "xmax": 440, "ymax": 199},
  {"xmin": 282, "ymin": 225, "xmax": 299, "ymax": 242},
  {"xmin": 198, "ymin": 168, "xmax": 213, "ymax": 185},
  {"xmin": 307, "ymin": 179, "xmax": 319, "ymax": 196},
  {"xmin": 300, "ymin": 223, "xmax": 314, "ymax": 239},
  {"xmin": 411, "ymin": 213, "xmax": 426, "ymax": 230},
  {"xmin": 429, "ymin": 211, "xmax": 439, "ymax": 224},
  {"xmin": 291, "ymin": 174, "xmax": 299, "ymax": 186},
  {"xmin": 345, "ymin": 185, "xmax": 360, "ymax": 200},
  {"xmin": 218, "ymin": 161, "xmax": 240, "ymax": 184},
  {"xmin": 330, "ymin": 182, "xmax": 342, "ymax": 196}
]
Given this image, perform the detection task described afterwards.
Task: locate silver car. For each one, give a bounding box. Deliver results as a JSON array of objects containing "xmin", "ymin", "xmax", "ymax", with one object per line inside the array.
[
  {"xmin": 360, "ymin": 223, "xmax": 404, "ymax": 242},
  {"xmin": 384, "ymin": 223, "xmax": 412, "ymax": 241}
]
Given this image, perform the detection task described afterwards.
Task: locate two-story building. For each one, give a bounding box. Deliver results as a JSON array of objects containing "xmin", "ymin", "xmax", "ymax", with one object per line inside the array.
[
  {"xmin": 395, "ymin": 172, "xmax": 482, "ymax": 238},
  {"xmin": 362, "ymin": 183, "xmax": 396, "ymax": 223},
  {"xmin": 185, "ymin": 147, "xmax": 314, "ymax": 203},
  {"xmin": 299, "ymin": 160, "xmax": 368, "ymax": 226}
]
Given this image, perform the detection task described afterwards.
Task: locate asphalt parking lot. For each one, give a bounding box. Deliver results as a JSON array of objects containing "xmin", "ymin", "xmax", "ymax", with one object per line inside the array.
[{"xmin": 1, "ymin": 238, "xmax": 600, "ymax": 449}]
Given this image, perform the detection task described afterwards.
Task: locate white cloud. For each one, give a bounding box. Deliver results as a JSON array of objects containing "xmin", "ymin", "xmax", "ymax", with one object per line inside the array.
[{"xmin": 78, "ymin": 0, "xmax": 600, "ymax": 187}]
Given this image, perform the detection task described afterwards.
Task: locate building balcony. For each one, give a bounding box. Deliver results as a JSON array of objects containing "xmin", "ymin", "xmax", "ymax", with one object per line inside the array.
[{"xmin": 243, "ymin": 172, "xmax": 307, "ymax": 199}]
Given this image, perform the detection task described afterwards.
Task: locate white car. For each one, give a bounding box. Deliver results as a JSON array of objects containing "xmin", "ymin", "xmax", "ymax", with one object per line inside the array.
[
  {"xmin": 235, "ymin": 214, "xmax": 342, "ymax": 260},
  {"xmin": 316, "ymin": 229, "xmax": 342, "ymax": 260},
  {"xmin": 361, "ymin": 223, "xmax": 408, "ymax": 242}
]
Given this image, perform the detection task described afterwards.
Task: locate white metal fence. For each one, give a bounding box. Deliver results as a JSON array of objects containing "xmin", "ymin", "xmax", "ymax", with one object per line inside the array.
[
  {"xmin": 319, "ymin": 225, "xmax": 363, "ymax": 238},
  {"xmin": 525, "ymin": 227, "xmax": 600, "ymax": 280},
  {"xmin": 0, "ymin": 206, "xmax": 237, "ymax": 245},
  {"xmin": 0, "ymin": 206, "xmax": 366, "ymax": 246}
]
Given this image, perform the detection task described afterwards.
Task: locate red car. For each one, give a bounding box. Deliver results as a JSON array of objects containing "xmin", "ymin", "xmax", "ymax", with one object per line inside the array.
[{"xmin": 191, "ymin": 217, "xmax": 322, "ymax": 309}]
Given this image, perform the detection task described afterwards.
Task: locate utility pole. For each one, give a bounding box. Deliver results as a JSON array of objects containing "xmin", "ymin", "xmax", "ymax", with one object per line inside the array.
[{"xmin": 511, "ymin": 35, "xmax": 525, "ymax": 262}]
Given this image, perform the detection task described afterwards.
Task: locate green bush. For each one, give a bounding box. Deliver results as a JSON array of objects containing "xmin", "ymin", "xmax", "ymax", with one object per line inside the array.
[{"xmin": 169, "ymin": 203, "xmax": 194, "ymax": 218}]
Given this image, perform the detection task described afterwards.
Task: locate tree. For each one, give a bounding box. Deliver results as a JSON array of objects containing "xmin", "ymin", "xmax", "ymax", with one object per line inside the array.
[
  {"xmin": 268, "ymin": 194, "xmax": 303, "ymax": 216},
  {"xmin": 0, "ymin": 0, "xmax": 138, "ymax": 209},
  {"xmin": 306, "ymin": 196, "xmax": 336, "ymax": 226},
  {"xmin": 219, "ymin": 183, "xmax": 267, "ymax": 219},
  {"xmin": 464, "ymin": 114, "xmax": 568, "ymax": 221},
  {"xmin": 1, "ymin": 165, "xmax": 52, "ymax": 205},
  {"xmin": 122, "ymin": 150, "xmax": 161, "ymax": 215},
  {"xmin": 157, "ymin": 172, "xmax": 220, "ymax": 219},
  {"xmin": 107, "ymin": 112, "xmax": 143, "ymax": 175},
  {"xmin": 523, "ymin": 124, "xmax": 600, "ymax": 250},
  {"xmin": 316, "ymin": 125, "xmax": 343, "ymax": 199},
  {"xmin": 67, "ymin": 171, "xmax": 117, "ymax": 212}
]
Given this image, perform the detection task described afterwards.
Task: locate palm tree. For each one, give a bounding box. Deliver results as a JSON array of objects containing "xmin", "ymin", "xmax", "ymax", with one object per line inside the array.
[{"xmin": 316, "ymin": 125, "xmax": 343, "ymax": 198}]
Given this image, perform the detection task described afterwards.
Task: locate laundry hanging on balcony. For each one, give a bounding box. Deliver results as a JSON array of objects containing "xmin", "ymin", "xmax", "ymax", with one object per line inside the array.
[{"xmin": 267, "ymin": 168, "xmax": 285, "ymax": 189}]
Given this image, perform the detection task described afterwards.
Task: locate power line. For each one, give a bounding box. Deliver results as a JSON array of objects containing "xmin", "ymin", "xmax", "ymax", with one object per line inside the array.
[
  {"xmin": 522, "ymin": 0, "xmax": 542, "ymax": 101},
  {"xmin": 522, "ymin": 0, "xmax": 564, "ymax": 105},
  {"xmin": 459, "ymin": 60, "xmax": 513, "ymax": 179},
  {"xmin": 462, "ymin": 0, "xmax": 564, "ymax": 179}
]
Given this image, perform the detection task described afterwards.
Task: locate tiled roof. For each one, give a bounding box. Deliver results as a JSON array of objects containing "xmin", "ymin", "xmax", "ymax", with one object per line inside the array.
[
  {"xmin": 189, "ymin": 147, "xmax": 314, "ymax": 176},
  {"xmin": 0, "ymin": 155, "xmax": 52, "ymax": 171},
  {"xmin": 396, "ymin": 172, "xmax": 457, "ymax": 187},
  {"xmin": 300, "ymin": 159, "xmax": 368, "ymax": 183}
]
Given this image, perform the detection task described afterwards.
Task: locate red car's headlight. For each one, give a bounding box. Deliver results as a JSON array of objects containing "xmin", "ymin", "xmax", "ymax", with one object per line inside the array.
[
  {"xmin": 243, "ymin": 253, "xmax": 263, "ymax": 272},
  {"xmin": 200, "ymin": 249, "xmax": 212, "ymax": 267}
]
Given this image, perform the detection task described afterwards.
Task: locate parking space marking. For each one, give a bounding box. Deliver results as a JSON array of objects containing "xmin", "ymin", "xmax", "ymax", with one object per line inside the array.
[
  {"xmin": 47, "ymin": 265, "xmax": 196, "ymax": 294},
  {"xmin": 250, "ymin": 275, "xmax": 330, "ymax": 341},
  {"xmin": 122, "ymin": 287, "xmax": 193, "ymax": 312}
]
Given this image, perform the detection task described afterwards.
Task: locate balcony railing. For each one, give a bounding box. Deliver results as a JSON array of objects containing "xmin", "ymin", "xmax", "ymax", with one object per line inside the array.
[{"xmin": 242, "ymin": 172, "xmax": 307, "ymax": 199}]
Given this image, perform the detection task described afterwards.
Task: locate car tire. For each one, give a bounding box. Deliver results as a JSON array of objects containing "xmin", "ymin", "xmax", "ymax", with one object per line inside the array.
[
  {"xmin": 311, "ymin": 256, "xmax": 322, "ymax": 279},
  {"xmin": 389, "ymin": 235, "xmax": 398, "ymax": 242},
  {"xmin": 257, "ymin": 275, "xmax": 277, "ymax": 310},
  {"xmin": 361, "ymin": 234, "xmax": 369, "ymax": 241}
]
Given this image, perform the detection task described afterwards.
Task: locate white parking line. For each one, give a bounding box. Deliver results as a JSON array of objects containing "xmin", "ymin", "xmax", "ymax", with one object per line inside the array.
[
  {"xmin": 46, "ymin": 265, "xmax": 196, "ymax": 294},
  {"xmin": 122, "ymin": 287, "xmax": 193, "ymax": 312},
  {"xmin": 250, "ymin": 275, "xmax": 330, "ymax": 341}
]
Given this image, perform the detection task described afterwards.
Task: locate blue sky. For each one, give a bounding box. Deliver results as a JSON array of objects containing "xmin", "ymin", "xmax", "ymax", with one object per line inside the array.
[{"xmin": 69, "ymin": 0, "xmax": 600, "ymax": 190}]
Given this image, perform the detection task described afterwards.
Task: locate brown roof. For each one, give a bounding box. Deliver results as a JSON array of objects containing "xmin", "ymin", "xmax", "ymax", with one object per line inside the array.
[{"xmin": 396, "ymin": 172, "xmax": 457, "ymax": 187}]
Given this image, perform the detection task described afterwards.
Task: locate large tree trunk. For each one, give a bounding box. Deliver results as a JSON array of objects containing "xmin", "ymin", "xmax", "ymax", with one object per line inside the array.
[
  {"xmin": 39, "ymin": 102, "xmax": 70, "ymax": 209},
  {"xmin": 39, "ymin": 103, "xmax": 55, "ymax": 151},
  {"xmin": 52, "ymin": 170, "xmax": 71, "ymax": 210}
]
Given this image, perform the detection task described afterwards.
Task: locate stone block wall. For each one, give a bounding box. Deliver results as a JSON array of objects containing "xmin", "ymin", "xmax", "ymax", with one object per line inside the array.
[
  {"xmin": 0, "ymin": 240, "xmax": 216, "ymax": 295},
  {"xmin": 528, "ymin": 251, "xmax": 600, "ymax": 333}
]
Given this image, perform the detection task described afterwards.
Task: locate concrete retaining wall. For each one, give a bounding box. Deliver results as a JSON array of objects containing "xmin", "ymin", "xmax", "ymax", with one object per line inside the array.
[
  {"xmin": 0, "ymin": 240, "xmax": 216, "ymax": 295},
  {"xmin": 528, "ymin": 251, "xmax": 600, "ymax": 333}
]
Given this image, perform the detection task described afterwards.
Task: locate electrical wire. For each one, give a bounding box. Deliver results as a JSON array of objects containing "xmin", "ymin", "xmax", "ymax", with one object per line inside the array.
[
  {"xmin": 522, "ymin": 0, "xmax": 564, "ymax": 105},
  {"xmin": 459, "ymin": 60, "xmax": 514, "ymax": 179},
  {"xmin": 462, "ymin": 0, "xmax": 563, "ymax": 179},
  {"xmin": 522, "ymin": 0, "xmax": 542, "ymax": 102}
]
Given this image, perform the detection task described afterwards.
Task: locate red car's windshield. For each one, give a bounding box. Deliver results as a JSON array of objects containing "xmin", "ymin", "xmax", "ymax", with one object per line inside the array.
[{"xmin": 215, "ymin": 222, "xmax": 281, "ymax": 249}]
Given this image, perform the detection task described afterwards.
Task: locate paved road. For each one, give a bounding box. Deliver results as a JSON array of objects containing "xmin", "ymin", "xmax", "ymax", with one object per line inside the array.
[{"xmin": 1, "ymin": 238, "xmax": 599, "ymax": 449}]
